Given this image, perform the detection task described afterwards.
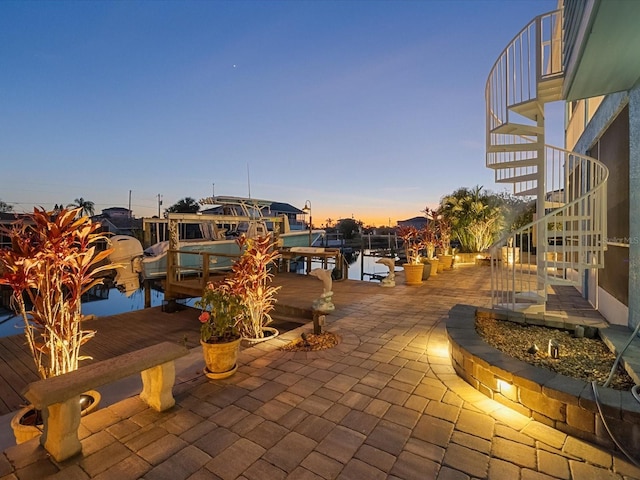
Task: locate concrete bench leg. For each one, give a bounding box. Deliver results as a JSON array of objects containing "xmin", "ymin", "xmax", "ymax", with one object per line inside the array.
[
  {"xmin": 140, "ymin": 361, "xmax": 176, "ymax": 412},
  {"xmin": 40, "ymin": 396, "xmax": 82, "ymax": 462}
]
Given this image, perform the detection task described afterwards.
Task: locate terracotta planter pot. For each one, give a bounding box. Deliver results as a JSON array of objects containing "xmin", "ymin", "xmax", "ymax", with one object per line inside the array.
[
  {"xmin": 201, "ymin": 337, "xmax": 241, "ymax": 379},
  {"xmin": 11, "ymin": 390, "xmax": 101, "ymax": 445},
  {"xmin": 425, "ymin": 258, "xmax": 437, "ymax": 276},
  {"xmin": 241, "ymin": 326, "xmax": 279, "ymax": 347},
  {"xmin": 440, "ymin": 254, "xmax": 453, "ymax": 270},
  {"xmin": 421, "ymin": 261, "xmax": 433, "ymax": 280},
  {"xmin": 402, "ymin": 263, "xmax": 424, "ymax": 285},
  {"xmin": 436, "ymin": 258, "xmax": 444, "ymax": 273}
]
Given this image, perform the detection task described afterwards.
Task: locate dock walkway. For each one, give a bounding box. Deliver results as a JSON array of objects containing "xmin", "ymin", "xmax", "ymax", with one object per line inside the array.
[{"xmin": 0, "ymin": 273, "xmax": 334, "ymax": 416}]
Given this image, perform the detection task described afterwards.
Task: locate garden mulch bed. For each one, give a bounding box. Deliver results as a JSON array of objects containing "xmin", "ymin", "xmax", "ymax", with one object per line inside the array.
[
  {"xmin": 279, "ymin": 332, "xmax": 340, "ymax": 352},
  {"xmin": 476, "ymin": 317, "xmax": 635, "ymax": 391}
]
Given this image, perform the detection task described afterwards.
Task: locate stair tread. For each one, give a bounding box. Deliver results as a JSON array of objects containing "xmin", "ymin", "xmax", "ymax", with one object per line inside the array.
[
  {"xmin": 491, "ymin": 123, "xmax": 544, "ymax": 136},
  {"xmin": 487, "ymin": 157, "xmax": 540, "ymax": 169},
  {"xmin": 487, "ymin": 142, "xmax": 540, "ymax": 153},
  {"xmin": 495, "ymin": 302, "xmax": 545, "ymax": 313},
  {"xmin": 515, "ymin": 290, "xmax": 546, "ymax": 302},
  {"xmin": 515, "ymin": 187, "xmax": 537, "ymax": 197},
  {"xmin": 510, "ymin": 99, "xmax": 542, "ymax": 121},
  {"xmin": 496, "ymin": 172, "xmax": 539, "ymax": 184}
]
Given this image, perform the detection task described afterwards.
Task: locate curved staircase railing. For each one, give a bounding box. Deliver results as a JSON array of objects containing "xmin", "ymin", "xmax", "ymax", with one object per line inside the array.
[{"xmin": 485, "ymin": 10, "xmax": 609, "ymax": 312}]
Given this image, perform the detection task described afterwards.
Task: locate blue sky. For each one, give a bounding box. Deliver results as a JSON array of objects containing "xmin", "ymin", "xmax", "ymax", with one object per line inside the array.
[{"xmin": 1, "ymin": 0, "xmax": 558, "ymax": 226}]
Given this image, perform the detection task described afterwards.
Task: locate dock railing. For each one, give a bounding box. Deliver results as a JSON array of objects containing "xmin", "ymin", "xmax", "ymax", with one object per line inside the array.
[
  {"xmin": 165, "ymin": 250, "xmax": 240, "ymax": 301},
  {"xmin": 278, "ymin": 247, "xmax": 348, "ymax": 281},
  {"xmin": 164, "ymin": 245, "xmax": 349, "ymax": 303}
]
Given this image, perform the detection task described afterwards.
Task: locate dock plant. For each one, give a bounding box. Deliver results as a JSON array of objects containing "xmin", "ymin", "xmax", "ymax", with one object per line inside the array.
[
  {"xmin": 420, "ymin": 209, "xmax": 439, "ymax": 260},
  {"xmin": 398, "ymin": 226, "xmax": 424, "ymax": 265},
  {"xmin": 195, "ymin": 283, "xmax": 245, "ymax": 343},
  {"xmin": 228, "ymin": 234, "xmax": 281, "ymax": 339},
  {"xmin": 435, "ymin": 209, "xmax": 453, "ymax": 256},
  {"xmin": 0, "ymin": 208, "xmax": 113, "ymax": 379}
]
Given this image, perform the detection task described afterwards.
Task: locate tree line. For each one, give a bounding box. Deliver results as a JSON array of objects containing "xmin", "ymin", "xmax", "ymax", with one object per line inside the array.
[
  {"xmin": 1, "ymin": 187, "xmax": 534, "ymax": 253},
  {"xmin": 324, "ymin": 186, "xmax": 534, "ymax": 253},
  {"xmin": 0, "ymin": 198, "xmax": 96, "ymax": 217}
]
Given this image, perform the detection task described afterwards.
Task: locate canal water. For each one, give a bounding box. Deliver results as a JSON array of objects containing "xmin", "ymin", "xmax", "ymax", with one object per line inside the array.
[{"xmin": 0, "ymin": 251, "xmax": 397, "ymax": 338}]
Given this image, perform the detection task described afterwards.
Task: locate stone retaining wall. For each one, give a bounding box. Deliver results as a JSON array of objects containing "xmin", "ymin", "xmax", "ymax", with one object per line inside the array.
[{"xmin": 446, "ymin": 304, "xmax": 640, "ymax": 457}]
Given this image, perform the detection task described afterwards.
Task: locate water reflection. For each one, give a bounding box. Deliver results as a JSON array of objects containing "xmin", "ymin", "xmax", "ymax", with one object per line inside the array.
[
  {"xmin": 0, "ymin": 309, "xmax": 20, "ymax": 338},
  {"xmin": 0, "ymin": 284, "xmax": 197, "ymax": 339},
  {"xmin": 290, "ymin": 249, "xmax": 398, "ymax": 281},
  {"xmin": 0, "ymin": 250, "xmax": 396, "ymax": 338}
]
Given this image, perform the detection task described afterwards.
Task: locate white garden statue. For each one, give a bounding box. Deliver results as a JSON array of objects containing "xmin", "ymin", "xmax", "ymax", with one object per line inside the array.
[
  {"xmin": 309, "ymin": 268, "xmax": 335, "ymax": 312},
  {"xmin": 376, "ymin": 258, "xmax": 396, "ymax": 287}
]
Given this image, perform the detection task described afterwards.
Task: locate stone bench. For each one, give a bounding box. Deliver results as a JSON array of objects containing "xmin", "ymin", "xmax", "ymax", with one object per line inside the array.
[{"xmin": 22, "ymin": 341, "xmax": 189, "ymax": 462}]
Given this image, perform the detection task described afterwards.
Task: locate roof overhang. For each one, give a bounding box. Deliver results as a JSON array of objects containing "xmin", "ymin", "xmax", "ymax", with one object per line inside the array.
[{"xmin": 564, "ymin": 0, "xmax": 640, "ymax": 101}]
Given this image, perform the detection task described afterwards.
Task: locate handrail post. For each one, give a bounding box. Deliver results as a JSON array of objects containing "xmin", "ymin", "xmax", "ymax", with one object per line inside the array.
[
  {"xmin": 166, "ymin": 248, "xmax": 175, "ymax": 302},
  {"xmin": 203, "ymin": 252, "xmax": 210, "ymax": 286}
]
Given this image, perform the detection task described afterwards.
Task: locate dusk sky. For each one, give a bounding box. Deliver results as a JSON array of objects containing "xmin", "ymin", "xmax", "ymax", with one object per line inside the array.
[{"xmin": 1, "ymin": 0, "xmax": 559, "ymax": 226}]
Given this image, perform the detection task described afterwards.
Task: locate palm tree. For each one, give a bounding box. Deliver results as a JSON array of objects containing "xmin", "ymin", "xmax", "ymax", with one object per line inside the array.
[
  {"xmin": 439, "ymin": 186, "xmax": 504, "ymax": 252},
  {"xmin": 67, "ymin": 198, "xmax": 95, "ymax": 217},
  {"xmin": 164, "ymin": 197, "xmax": 200, "ymax": 217}
]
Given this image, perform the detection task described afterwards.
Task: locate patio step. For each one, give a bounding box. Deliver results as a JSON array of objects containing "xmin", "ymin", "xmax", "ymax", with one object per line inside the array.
[{"xmin": 599, "ymin": 325, "xmax": 640, "ymax": 385}]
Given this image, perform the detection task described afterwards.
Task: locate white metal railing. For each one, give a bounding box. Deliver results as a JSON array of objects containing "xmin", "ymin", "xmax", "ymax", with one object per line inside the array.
[
  {"xmin": 485, "ymin": 9, "xmax": 609, "ymax": 311},
  {"xmin": 486, "ymin": 10, "xmax": 563, "ymax": 166},
  {"xmin": 489, "ymin": 146, "xmax": 608, "ymax": 309}
]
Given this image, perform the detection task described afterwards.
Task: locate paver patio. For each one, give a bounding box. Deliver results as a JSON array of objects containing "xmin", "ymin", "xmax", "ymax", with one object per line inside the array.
[{"xmin": 2, "ymin": 264, "xmax": 640, "ymax": 479}]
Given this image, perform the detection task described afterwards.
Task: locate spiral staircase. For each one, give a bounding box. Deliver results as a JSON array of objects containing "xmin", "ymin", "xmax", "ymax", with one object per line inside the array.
[{"xmin": 486, "ymin": 10, "xmax": 609, "ymax": 313}]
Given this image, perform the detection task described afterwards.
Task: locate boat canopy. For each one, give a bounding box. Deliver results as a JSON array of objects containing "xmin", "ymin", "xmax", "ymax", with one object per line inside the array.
[{"xmin": 199, "ymin": 196, "xmax": 273, "ymax": 208}]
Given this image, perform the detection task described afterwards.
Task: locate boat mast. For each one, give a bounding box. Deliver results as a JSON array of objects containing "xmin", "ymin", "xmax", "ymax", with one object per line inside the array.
[{"xmin": 247, "ymin": 163, "xmax": 251, "ymax": 199}]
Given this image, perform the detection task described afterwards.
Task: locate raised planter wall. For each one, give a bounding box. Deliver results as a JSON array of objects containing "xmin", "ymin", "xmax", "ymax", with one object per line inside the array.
[{"xmin": 446, "ymin": 305, "xmax": 640, "ymax": 457}]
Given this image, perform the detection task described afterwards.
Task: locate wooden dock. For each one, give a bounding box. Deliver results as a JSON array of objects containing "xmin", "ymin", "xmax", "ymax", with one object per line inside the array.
[
  {"xmin": 163, "ymin": 247, "xmax": 347, "ymax": 303},
  {"xmin": 0, "ymin": 273, "xmax": 376, "ymax": 416},
  {"xmin": 0, "ymin": 305, "xmax": 202, "ymax": 416}
]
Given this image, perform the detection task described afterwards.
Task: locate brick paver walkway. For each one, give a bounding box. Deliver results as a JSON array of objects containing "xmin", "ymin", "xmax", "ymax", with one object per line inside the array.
[{"xmin": 2, "ymin": 265, "xmax": 639, "ymax": 479}]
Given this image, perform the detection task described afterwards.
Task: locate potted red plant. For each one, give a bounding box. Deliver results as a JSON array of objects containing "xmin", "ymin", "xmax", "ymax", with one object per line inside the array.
[
  {"xmin": 195, "ymin": 282, "xmax": 246, "ymax": 379},
  {"xmin": 420, "ymin": 208, "xmax": 439, "ymax": 278},
  {"xmin": 436, "ymin": 210, "xmax": 454, "ymax": 270},
  {"xmin": 0, "ymin": 207, "xmax": 113, "ymax": 442},
  {"xmin": 228, "ymin": 234, "xmax": 281, "ymax": 342},
  {"xmin": 397, "ymin": 226, "xmax": 424, "ymax": 285}
]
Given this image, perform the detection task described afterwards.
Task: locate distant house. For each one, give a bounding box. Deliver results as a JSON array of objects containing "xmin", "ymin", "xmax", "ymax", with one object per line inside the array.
[
  {"xmin": 267, "ymin": 202, "xmax": 305, "ymax": 230},
  {"xmin": 92, "ymin": 207, "xmax": 142, "ymax": 237}
]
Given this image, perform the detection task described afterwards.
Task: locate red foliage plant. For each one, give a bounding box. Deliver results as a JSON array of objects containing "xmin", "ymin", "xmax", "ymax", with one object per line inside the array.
[{"xmin": 0, "ymin": 208, "xmax": 114, "ymax": 379}]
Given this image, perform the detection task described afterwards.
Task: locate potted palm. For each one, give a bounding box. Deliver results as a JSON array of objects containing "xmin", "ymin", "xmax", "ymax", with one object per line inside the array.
[
  {"xmin": 0, "ymin": 207, "xmax": 114, "ymax": 443},
  {"xmin": 195, "ymin": 282, "xmax": 245, "ymax": 379},
  {"xmin": 227, "ymin": 234, "xmax": 281, "ymax": 343},
  {"xmin": 397, "ymin": 226, "xmax": 424, "ymax": 285}
]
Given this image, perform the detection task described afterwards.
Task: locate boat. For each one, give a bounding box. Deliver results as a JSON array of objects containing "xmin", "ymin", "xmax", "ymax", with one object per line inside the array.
[{"xmin": 109, "ymin": 196, "xmax": 325, "ymax": 294}]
